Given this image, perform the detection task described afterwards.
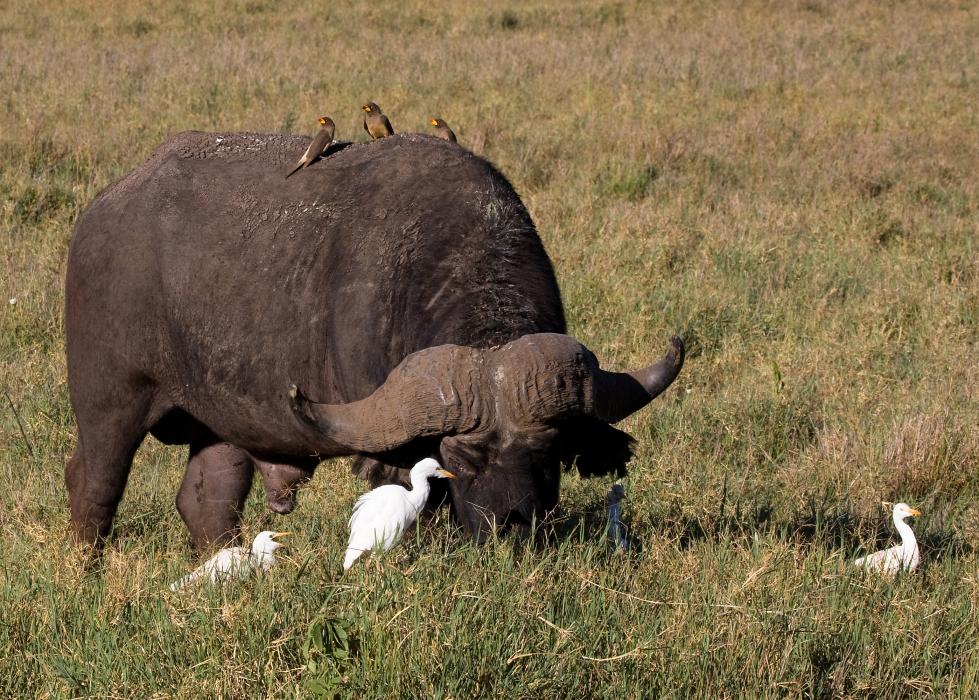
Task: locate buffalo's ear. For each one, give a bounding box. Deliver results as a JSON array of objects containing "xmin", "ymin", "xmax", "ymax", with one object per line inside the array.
[{"xmin": 558, "ymin": 418, "xmax": 635, "ymax": 478}]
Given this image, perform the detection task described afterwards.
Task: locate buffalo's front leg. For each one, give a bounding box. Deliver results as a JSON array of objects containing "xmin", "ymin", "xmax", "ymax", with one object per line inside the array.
[
  {"xmin": 253, "ymin": 457, "xmax": 315, "ymax": 514},
  {"xmin": 352, "ymin": 455, "xmax": 410, "ymax": 488},
  {"xmin": 176, "ymin": 441, "xmax": 254, "ymax": 548}
]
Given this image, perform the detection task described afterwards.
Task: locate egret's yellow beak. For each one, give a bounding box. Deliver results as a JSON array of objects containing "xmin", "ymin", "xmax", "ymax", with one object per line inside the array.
[
  {"xmin": 436, "ymin": 469, "xmax": 456, "ymax": 479},
  {"xmin": 272, "ymin": 532, "xmax": 291, "ymax": 540},
  {"xmin": 908, "ymin": 508, "xmax": 921, "ymax": 517}
]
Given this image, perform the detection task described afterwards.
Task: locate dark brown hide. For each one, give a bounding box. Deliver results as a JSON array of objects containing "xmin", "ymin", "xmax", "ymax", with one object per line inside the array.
[
  {"xmin": 65, "ymin": 132, "xmax": 565, "ymax": 546},
  {"xmin": 64, "ymin": 131, "xmax": 682, "ymax": 547}
]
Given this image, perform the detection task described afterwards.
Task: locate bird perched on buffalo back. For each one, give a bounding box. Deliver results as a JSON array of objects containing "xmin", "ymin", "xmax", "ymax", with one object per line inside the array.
[
  {"xmin": 429, "ymin": 117, "xmax": 457, "ymax": 143},
  {"xmin": 363, "ymin": 102, "xmax": 394, "ymax": 139},
  {"xmin": 285, "ymin": 116, "xmax": 335, "ymax": 178}
]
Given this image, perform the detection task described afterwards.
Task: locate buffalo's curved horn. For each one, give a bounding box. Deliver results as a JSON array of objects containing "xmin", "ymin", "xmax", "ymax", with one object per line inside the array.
[
  {"xmin": 590, "ymin": 336, "xmax": 684, "ymax": 424},
  {"xmin": 289, "ymin": 344, "xmax": 480, "ymax": 453}
]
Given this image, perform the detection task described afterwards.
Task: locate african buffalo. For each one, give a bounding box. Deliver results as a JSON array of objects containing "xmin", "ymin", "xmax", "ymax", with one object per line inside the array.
[{"xmin": 64, "ymin": 130, "xmax": 683, "ymax": 548}]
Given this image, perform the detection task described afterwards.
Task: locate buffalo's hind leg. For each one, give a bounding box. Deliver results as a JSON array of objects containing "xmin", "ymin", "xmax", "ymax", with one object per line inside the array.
[
  {"xmin": 66, "ymin": 385, "xmax": 154, "ymax": 546},
  {"xmin": 177, "ymin": 440, "xmax": 255, "ymax": 549}
]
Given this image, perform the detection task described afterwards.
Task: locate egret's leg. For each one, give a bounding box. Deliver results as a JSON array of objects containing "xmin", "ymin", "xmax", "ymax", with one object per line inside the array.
[{"xmin": 176, "ymin": 441, "xmax": 254, "ymax": 549}]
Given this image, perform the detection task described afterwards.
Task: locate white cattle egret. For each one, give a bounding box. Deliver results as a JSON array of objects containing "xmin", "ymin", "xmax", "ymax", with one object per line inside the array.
[
  {"xmin": 169, "ymin": 531, "xmax": 289, "ymax": 591},
  {"xmin": 343, "ymin": 458, "xmax": 455, "ymax": 571},
  {"xmin": 852, "ymin": 502, "xmax": 921, "ymax": 575}
]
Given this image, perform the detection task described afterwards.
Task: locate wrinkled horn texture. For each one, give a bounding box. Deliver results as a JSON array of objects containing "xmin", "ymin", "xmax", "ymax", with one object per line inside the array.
[
  {"xmin": 487, "ymin": 334, "xmax": 596, "ymax": 425},
  {"xmin": 291, "ymin": 344, "xmax": 483, "ymax": 452},
  {"xmin": 291, "ymin": 333, "xmax": 683, "ymax": 453}
]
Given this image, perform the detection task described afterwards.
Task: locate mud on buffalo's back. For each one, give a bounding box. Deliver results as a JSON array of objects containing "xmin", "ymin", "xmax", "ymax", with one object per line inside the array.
[
  {"xmin": 95, "ymin": 130, "xmax": 520, "ymax": 217},
  {"xmin": 77, "ymin": 130, "xmax": 545, "ymax": 258},
  {"xmin": 71, "ymin": 131, "xmax": 557, "ymax": 313}
]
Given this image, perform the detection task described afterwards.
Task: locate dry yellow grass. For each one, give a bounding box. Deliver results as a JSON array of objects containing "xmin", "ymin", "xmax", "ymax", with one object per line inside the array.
[{"xmin": 2, "ymin": 0, "xmax": 978, "ymax": 697}]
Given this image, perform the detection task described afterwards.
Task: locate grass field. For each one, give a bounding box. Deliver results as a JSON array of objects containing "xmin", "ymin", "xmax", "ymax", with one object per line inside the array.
[{"xmin": 2, "ymin": 0, "xmax": 978, "ymax": 697}]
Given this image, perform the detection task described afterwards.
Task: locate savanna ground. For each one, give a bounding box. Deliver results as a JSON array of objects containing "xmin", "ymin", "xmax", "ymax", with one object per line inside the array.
[{"xmin": 2, "ymin": 0, "xmax": 978, "ymax": 697}]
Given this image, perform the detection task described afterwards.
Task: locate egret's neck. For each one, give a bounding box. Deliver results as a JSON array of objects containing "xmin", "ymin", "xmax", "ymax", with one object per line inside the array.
[
  {"xmin": 252, "ymin": 548, "xmax": 277, "ymax": 570},
  {"xmin": 251, "ymin": 540, "xmax": 278, "ymax": 569},
  {"xmin": 407, "ymin": 473, "xmax": 433, "ymax": 509},
  {"xmin": 894, "ymin": 515, "xmax": 917, "ymax": 551}
]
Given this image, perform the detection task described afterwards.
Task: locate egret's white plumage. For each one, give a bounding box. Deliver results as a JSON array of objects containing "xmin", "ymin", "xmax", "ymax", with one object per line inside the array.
[
  {"xmin": 343, "ymin": 458, "xmax": 454, "ymax": 570},
  {"xmin": 852, "ymin": 502, "xmax": 921, "ymax": 575},
  {"xmin": 169, "ymin": 531, "xmax": 289, "ymax": 591}
]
